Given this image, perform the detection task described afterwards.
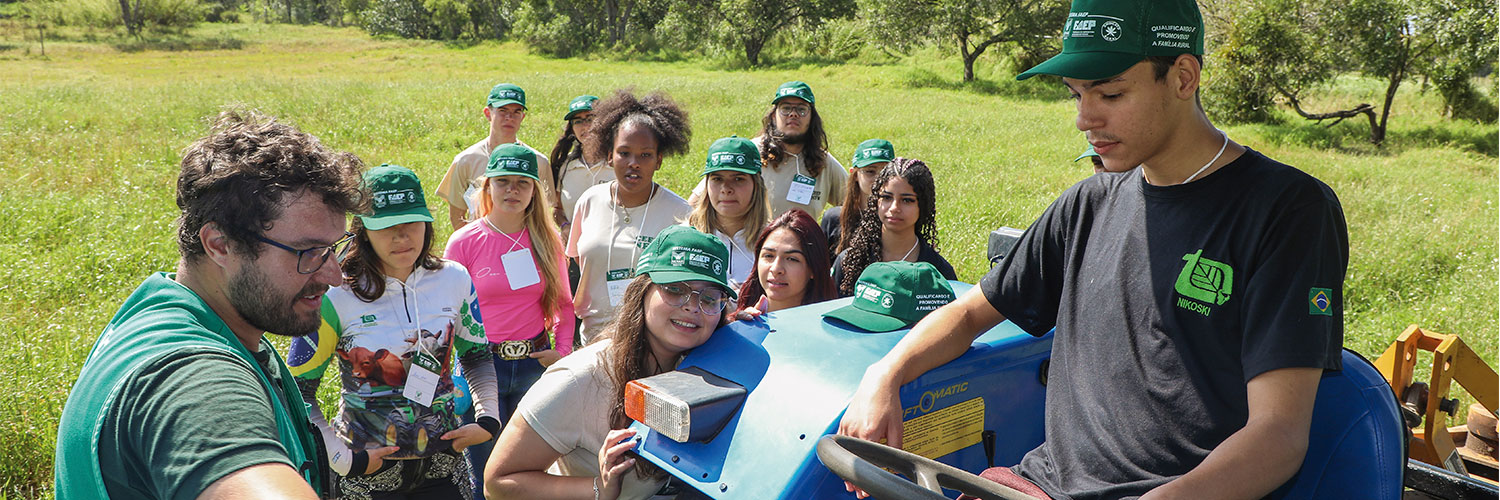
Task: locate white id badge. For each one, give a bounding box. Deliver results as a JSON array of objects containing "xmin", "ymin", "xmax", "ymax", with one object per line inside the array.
[
  {"xmin": 786, "ymin": 173, "xmax": 816, "ymax": 205},
  {"xmin": 606, "ymin": 268, "xmax": 632, "ymax": 307},
  {"xmin": 402, "ymin": 352, "xmax": 442, "ymax": 407},
  {"xmin": 463, "ymin": 185, "xmax": 481, "ymax": 221},
  {"xmin": 501, "ymin": 248, "xmax": 542, "ymax": 290}
]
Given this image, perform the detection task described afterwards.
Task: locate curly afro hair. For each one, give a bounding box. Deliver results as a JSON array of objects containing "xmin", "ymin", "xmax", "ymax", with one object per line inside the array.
[{"xmin": 584, "ymin": 88, "xmax": 692, "ymax": 163}]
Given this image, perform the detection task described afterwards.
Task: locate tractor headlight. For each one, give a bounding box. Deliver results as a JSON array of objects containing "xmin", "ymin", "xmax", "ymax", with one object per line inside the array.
[{"xmin": 625, "ymin": 366, "xmax": 747, "ymax": 443}]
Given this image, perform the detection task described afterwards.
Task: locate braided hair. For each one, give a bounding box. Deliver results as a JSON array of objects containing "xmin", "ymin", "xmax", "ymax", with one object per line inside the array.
[{"xmin": 836, "ymin": 158, "xmax": 939, "ymax": 296}]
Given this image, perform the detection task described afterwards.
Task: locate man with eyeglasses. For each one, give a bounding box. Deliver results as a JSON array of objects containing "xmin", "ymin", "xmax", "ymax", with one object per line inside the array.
[
  {"xmin": 435, "ymin": 82, "xmax": 556, "ymax": 230},
  {"xmin": 695, "ymin": 81, "xmax": 848, "ymax": 221},
  {"xmin": 55, "ymin": 110, "xmax": 366, "ymax": 500}
]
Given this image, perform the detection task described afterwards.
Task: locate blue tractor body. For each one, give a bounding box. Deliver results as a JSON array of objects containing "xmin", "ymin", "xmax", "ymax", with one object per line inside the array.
[{"xmin": 629, "ymin": 282, "xmax": 1050, "ymax": 499}]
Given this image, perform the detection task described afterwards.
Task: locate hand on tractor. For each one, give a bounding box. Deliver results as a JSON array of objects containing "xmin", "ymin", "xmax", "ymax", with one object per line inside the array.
[
  {"xmin": 838, "ymin": 363, "xmax": 907, "ymax": 499},
  {"xmin": 529, "ymin": 348, "xmax": 563, "ymax": 367},
  {"xmin": 597, "ymin": 428, "xmax": 640, "ymax": 500},
  {"xmin": 731, "ymin": 296, "xmax": 770, "ymax": 323},
  {"xmin": 442, "ymin": 423, "xmax": 493, "ymax": 452},
  {"xmin": 360, "ymin": 446, "xmax": 400, "ymax": 475}
]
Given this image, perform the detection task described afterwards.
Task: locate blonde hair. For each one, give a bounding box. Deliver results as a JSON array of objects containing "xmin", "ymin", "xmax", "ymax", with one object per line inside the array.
[
  {"xmin": 477, "ymin": 176, "xmax": 567, "ymax": 328},
  {"xmin": 686, "ymin": 172, "xmax": 770, "ymax": 238}
]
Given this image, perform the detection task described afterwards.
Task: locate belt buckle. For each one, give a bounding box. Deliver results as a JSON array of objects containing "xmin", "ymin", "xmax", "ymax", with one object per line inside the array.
[{"xmin": 497, "ymin": 340, "xmax": 531, "ymax": 360}]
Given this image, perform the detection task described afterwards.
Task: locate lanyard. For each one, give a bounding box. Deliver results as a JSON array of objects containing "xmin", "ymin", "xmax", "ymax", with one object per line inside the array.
[
  {"xmin": 606, "ymin": 182, "xmax": 654, "ymax": 276},
  {"xmin": 483, "ymin": 217, "xmax": 525, "ymax": 253}
]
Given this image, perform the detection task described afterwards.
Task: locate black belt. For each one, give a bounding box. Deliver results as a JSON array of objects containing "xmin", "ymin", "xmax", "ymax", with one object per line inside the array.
[{"xmin": 490, "ymin": 330, "xmax": 550, "ymax": 360}]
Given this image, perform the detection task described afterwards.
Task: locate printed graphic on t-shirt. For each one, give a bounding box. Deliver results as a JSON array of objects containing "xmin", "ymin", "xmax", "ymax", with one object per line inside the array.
[
  {"xmin": 1309, "ymin": 287, "xmax": 1333, "ymax": 316},
  {"xmin": 1174, "ymin": 249, "xmax": 1234, "ymax": 317},
  {"xmin": 333, "ymin": 318, "xmax": 461, "ymax": 457}
]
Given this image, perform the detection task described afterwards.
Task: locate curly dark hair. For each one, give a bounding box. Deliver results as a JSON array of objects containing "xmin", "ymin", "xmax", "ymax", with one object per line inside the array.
[
  {"xmin": 736, "ymin": 209, "xmax": 836, "ymax": 310},
  {"xmin": 758, "ymin": 102, "xmax": 830, "ymax": 178},
  {"xmin": 837, "ymin": 158, "xmax": 939, "ymax": 296},
  {"xmin": 585, "ymin": 89, "xmax": 692, "ymax": 164},
  {"xmin": 176, "ymin": 109, "xmax": 367, "ymax": 261},
  {"xmin": 341, "ymin": 217, "xmax": 443, "ymax": 303}
]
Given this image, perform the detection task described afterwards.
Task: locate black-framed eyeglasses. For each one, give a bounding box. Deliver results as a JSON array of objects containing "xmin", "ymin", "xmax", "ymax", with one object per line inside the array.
[
  {"xmin": 570, "ymin": 116, "xmax": 594, "ymax": 126},
  {"xmin": 776, "ymin": 105, "xmax": 810, "ymax": 117},
  {"xmin": 657, "ymin": 282, "xmax": 730, "ymax": 315},
  {"xmin": 254, "ymin": 231, "xmax": 355, "ymax": 274}
]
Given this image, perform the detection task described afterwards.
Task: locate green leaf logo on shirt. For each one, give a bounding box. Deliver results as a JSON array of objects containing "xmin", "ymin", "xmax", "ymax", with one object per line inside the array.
[{"xmin": 1175, "ymin": 249, "xmax": 1233, "ymax": 306}]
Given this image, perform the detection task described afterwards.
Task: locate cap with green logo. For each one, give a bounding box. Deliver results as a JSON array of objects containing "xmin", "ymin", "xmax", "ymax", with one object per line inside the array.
[
  {"xmin": 773, "ymin": 81, "xmax": 815, "ymax": 105},
  {"xmin": 702, "ymin": 136, "xmax": 762, "ymax": 176},
  {"xmin": 635, "ymin": 225, "xmax": 736, "ymax": 298},
  {"xmin": 361, "ymin": 164, "xmax": 434, "ymax": 231},
  {"xmin": 487, "ymin": 83, "xmax": 527, "ymax": 109},
  {"xmin": 852, "ymin": 139, "xmax": 896, "ymax": 168},
  {"xmin": 823, "ymin": 261, "xmax": 956, "ymax": 332},
  {"xmin": 485, "ymin": 143, "xmax": 540, "ymax": 181},
  {"xmin": 1016, "ymin": 0, "xmax": 1204, "ymax": 81},
  {"xmin": 1074, "ymin": 145, "xmax": 1099, "ymax": 162},
  {"xmin": 565, "ymin": 95, "xmax": 598, "ymax": 120}
]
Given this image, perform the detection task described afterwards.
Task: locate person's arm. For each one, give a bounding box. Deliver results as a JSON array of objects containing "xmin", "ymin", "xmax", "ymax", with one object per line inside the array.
[
  {"xmin": 838, "ymin": 287, "xmax": 1004, "ymax": 449},
  {"xmin": 484, "ymin": 417, "xmax": 592, "ymax": 500},
  {"xmin": 288, "ymin": 305, "xmax": 399, "ymax": 477},
  {"xmin": 1141, "ymin": 367, "xmax": 1322, "ymax": 500},
  {"xmin": 196, "ymin": 463, "xmax": 318, "ymax": 500},
  {"xmin": 446, "ymin": 279, "xmax": 501, "ymax": 449},
  {"xmin": 449, "ymin": 205, "xmax": 468, "ymax": 231}
]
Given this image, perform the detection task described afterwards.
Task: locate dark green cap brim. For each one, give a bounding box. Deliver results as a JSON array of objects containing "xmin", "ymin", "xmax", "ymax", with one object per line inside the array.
[
  {"xmin": 823, "ymin": 304, "xmax": 908, "ymax": 333},
  {"xmin": 1074, "ymin": 146, "xmax": 1099, "ymax": 162},
  {"xmin": 482, "ymin": 170, "xmax": 540, "ymax": 181},
  {"xmin": 489, "ymin": 99, "xmax": 526, "ymax": 109},
  {"xmin": 1016, "ymin": 51, "xmax": 1144, "ymax": 81},
  {"xmin": 852, "ymin": 158, "xmax": 891, "ymax": 169},
  {"xmin": 702, "ymin": 165, "xmax": 760, "ymax": 177},
  {"xmin": 360, "ymin": 210, "xmax": 433, "ymax": 231},
  {"xmin": 563, "ymin": 109, "xmax": 589, "ymax": 120},
  {"xmin": 646, "ymin": 270, "xmax": 738, "ymax": 300}
]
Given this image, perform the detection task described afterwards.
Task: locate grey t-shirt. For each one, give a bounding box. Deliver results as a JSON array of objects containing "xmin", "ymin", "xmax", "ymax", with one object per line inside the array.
[{"xmin": 981, "ymin": 149, "xmax": 1347, "ymax": 499}]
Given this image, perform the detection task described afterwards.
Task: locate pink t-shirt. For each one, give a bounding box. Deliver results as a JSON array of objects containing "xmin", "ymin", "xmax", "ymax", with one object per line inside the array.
[{"xmin": 445, "ymin": 221, "xmax": 576, "ymax": 356}]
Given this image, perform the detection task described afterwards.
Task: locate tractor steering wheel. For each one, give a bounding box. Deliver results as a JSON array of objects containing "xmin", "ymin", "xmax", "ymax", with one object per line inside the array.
[{"xmin": 815, "ymin": 435, "xmax": 1038, "ymax": 500}]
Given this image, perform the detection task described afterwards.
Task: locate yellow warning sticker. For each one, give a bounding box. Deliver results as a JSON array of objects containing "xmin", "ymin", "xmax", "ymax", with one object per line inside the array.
[{"xmin": 900, "ymin": 396, "xmax": 985, "ymax": 460}]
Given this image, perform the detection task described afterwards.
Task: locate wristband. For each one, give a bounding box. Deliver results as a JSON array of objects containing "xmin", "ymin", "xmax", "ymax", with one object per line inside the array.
[
  {"xmin": 349, "ymin": 450, "xmax": 370, "ymax": 477},
  {"xmin": 593, "ymin": 476, "xmax": 601, "ymax": 500},
  {"xmin": 476, "ymin": 416, "xmax": 501, "ymax": 437}
]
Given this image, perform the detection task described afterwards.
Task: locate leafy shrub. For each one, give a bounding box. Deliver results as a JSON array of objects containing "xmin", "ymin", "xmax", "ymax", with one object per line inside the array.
[{"xmin": 362, "ymin": 0, "xmax": 433, "ymax": 38}]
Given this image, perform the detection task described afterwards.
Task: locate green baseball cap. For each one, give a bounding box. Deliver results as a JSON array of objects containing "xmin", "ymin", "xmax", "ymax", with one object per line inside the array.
[
  {"xmin": 361, "ymin": 164, "xmax": 434, "ymax": 231},
  {"xmin": 702, "ymin": 136, "xmax": 762, "ymax": 176},
  {"xmin": 1074, "ymin": 145, "xmax": 1099, "ymax": 162},
  {"xmin": 635, "ymin": 225, "xmax": 736, "ymax": 299},
  {"xmin": 1016, "ymin": 0, "xmax": 1204, "ymax": 81},
  {"xmin": 823, "ymin": 261, "xmax": 956, "ymax": 332},
  {"xmin": 773, "ymin": 81, "xmax": 815, "ymax": 105},
  {"xmin": 852, "ymin": 139, "xmax": 896, "ymax": 168},
  {"xmin": 487, "ymin": 83, "xmax": 527, "ymax": 109},
  {"xmin": 565, "ymin": 95, "xmax": 598, "ymax": 120},
  {"xmin": 485, "ymin": 143, "xmax": 540, "ymax": 181}
]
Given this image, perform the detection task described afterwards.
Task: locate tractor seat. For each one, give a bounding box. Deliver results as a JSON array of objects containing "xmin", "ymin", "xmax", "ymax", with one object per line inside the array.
[{"xmin": 1269, "ymin": 348, "xmax": 1405, "ymax": 499}]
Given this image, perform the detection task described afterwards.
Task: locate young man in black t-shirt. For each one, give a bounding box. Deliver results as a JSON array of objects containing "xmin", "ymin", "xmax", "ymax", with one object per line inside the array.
[{"xmin": 837, "ymin": 1, "xmax": 1349, "ymax": 499}]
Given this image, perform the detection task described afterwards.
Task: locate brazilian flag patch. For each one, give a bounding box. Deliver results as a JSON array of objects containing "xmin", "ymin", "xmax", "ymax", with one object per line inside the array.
[{"xmin": 1308, "ymin": 288, "xmax": 1333, "ymax": 316}]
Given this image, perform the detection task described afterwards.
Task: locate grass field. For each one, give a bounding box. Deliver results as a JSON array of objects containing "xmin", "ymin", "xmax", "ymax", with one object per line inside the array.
[{"xmin": 1, "ymin": 21, "xmax": 1495, "ymax": 499}]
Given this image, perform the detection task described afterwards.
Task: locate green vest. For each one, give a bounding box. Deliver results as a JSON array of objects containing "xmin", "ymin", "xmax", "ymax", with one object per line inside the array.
[{"xmin": 54, "ymin": 273, "xmax": 327, "ymax": 498}]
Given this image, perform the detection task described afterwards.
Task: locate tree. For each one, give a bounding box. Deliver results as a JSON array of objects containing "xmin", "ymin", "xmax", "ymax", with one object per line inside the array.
[
  {"xmin": 677, "ymin": 0, "xmax": 854, "ymax": 66},
  {"xmin": 866, "ymin": 0, "xmax": 1067, "ymax": 82},
  {"xmin": 1210, "ymin": 0, "xmax": 1497, "ymax": 143}
]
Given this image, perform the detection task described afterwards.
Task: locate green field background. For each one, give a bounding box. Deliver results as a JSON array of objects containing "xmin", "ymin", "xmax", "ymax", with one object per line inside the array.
[{"xmin": 1, "ymin": 23, "xmax": 1495, "ymax": 498}]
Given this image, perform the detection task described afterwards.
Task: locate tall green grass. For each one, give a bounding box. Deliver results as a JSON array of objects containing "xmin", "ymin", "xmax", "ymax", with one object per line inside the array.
[{"xmin": 1, "ymin": 23, "xmax": 1494, "ymax": 499}]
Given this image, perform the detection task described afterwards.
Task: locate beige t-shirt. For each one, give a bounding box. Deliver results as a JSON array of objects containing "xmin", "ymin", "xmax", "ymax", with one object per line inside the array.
[
  {"xmin": 566, "ymin": 183, "xmax": 691, "ymax": 344},
  {"xmin": 558, "ymin": 157, "xmax": 615, "ymax": 225},
  {"xmin": 757, "ymin": 136, "xmax": 847, "ymax": 220},
  {"xmin": 434, "ymin": 138, "xmax": 554, "ymax": 221},
  {"xmin": 516, "ymin": 339, "xmax": 670, "ymax": 500},
  {"xmin": 692, "ymin": 137, "xmax": 848, "ymax": 221}
]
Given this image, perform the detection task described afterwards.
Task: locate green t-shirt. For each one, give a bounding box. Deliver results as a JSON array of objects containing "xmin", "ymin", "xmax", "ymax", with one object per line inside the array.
[
  {"xmin": 97, "ymin": 346, "xmax": 296, "ymax": 500},
  {"xmin": 55, "ymin": 273, "xmax": 325, "ymax": 500}
]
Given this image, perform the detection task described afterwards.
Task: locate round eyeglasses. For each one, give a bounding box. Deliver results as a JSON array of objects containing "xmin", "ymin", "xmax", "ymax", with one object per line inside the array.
[{"xmin": 656, "ymin": 282, "xmax": 730, "ymax": 315}]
